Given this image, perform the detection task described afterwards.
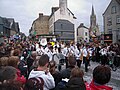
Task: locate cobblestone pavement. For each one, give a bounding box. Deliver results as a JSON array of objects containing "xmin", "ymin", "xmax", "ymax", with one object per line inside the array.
[
  {"xmin": 60, "ymin": 61, "xmax": 120, "ymax": 90},
  {"xmin": 81, "ymin": 61, "xmax": 120, "ymax": 90}
]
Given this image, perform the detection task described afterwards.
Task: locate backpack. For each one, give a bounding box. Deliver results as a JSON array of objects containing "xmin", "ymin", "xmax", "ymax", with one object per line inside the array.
[
  {"xmin": 24, "ymin": 77, "xmax": 44, "ymax": 90},
  {"xmin": 55, "ymin": 80, "xmax": 67, "ymax": 90}
]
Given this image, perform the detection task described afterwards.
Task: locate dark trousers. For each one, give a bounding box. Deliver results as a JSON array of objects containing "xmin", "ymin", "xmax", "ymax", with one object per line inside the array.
[
  {"xmin": 96, "ymin": 53, "xmax": 100, "ymax": 62},
  {"xmin": 76, "ymin": 60, "xmax": 82, "ymax": 68},
  {"xmin": 101, "ymin": 55, "xmax": 107, "ymax": 65},
  {"xmin": 65, "ymin": 57, "xmax": 68, "ymax": 68},
  {"xmin": 83, "ymin": 57, "xmax": 89, "ymax": 72},
  {"xmin": 114, "ymin": 56, "xmax": 120, "ymax": 67}
]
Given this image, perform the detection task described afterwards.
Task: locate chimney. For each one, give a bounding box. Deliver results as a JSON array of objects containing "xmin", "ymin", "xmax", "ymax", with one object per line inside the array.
[
  {"xmin": 80, "ymin": 23, "xmax": 84, "ymax": 27},
  {"xmin": 39, "ymin": 13, "xmax": 43, "ymax": 18},
  {"xmin": 59, "ymin": 0, "xmax": 67, "ymax": 15}
]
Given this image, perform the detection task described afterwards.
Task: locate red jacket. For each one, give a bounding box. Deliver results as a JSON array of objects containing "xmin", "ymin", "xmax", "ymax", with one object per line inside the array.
[
  {"xmin": 16, "ymin": 68, "xmax": 26, "ymax": 84},
  {"xmin": 86, "ymin": 80, "xmax": 113, "ymax": 90}
]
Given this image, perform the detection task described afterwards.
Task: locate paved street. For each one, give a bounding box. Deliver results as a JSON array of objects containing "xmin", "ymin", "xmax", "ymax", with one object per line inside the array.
[
  {"xmin": 82, "ymin": 61, "xmax": 120, "ymax": 90},
  {"xmin": 61, "ymin": 61, "xmax": 120, "ymax": 90}
]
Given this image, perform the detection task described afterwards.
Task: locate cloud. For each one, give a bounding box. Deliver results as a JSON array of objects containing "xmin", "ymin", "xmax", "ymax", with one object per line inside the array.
[{"xmin": 0, "ymin": 0, "xmax": 111, "ymax": 35}]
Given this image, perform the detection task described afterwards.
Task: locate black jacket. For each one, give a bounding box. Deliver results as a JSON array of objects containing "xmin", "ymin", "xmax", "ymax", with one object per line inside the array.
[
  {"xmin": 65, "ymin": 77, "xmax": 86, "ymax": 90},
  {"xmin": 60, "ymin": 66, "xmax": 75, "ymax": 79}
]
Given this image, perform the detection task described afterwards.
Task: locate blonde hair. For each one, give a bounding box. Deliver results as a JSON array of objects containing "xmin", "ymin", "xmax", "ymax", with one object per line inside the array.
[
  {"xmin": 8, "ymin": 56, "xmax": 19, "ymax": 68},
  {"xmin": 0, "ymin": 57, "xmax": 9, "ymax": 66}
]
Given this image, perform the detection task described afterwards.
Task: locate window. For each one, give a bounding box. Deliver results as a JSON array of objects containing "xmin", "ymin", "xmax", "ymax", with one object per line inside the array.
[
  {"xmin": 85, "ymin": 32, "xmax": 87, "ymax": 36},
  {"xmin": 111, "ymin": 6, "xmax": 117, "ymax": 14},
  {"xmin": 116, "ymin": 15, "xmax": 120, "ymax": 24},
  {"xmin": 68, "ymin": 13, "xmax": 70, "ymax": 16},
  {"xmin": 61, "ymin": 24, "xmax": 63, "ymax": 29},
  {"xmin": 107, "ymin": 17, "xmax": 112, "ymax": 26},
  {"xmin": 108, "ymin": 29, "xmax": 112, "ymax": 34}
]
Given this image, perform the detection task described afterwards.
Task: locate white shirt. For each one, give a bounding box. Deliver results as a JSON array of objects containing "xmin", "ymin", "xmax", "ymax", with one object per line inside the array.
[
  {"xmin": 83, "ymin": 48, "xmax": 88, "ymax": 57},
  {"xmin": 62, "ymin": 47, "xmax": 74, "ymax": 57},
  {"xmin": 47, "ymin": 49, "xmax": 53, "ymax": 61},
  {"xmin": 99, "ymin": 48, "xmax": 107, "ymax": 56},
  {"xmin": 36, "ymin": 47, "xmax": 45, "ymax": 56},
  {"xmin": 88, "ymin": 48, "xmax": 93, "ymax": 57},
  {"xmin": 74, "ymin": 48, "xmax": 81, "ymax": 60},
  {"xmin": 29, "ymin": 70, "xmax": 55, "ymax": 90}
]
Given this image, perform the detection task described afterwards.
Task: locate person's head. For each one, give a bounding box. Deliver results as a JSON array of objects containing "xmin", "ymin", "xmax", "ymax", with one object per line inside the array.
[
  {"xmin": 12, "ymin": 49, "xmax": 21, "ymax": 56},
  {"xmin": 0, "ymin": 80, "xmax": 23, "ymax": 90},
  {"xmin": 34, "ymin": 56, "xmax": 41, "ymax": 64},
  {"xmin": 65, "ymin": 42, "xmax": 70, "ymax": 48},
  {"xmin": 8, "ymin": 56, "xmax": 20, "ymax": 68},
  {"xmin": 66, "ymin": 67, "xmax": 86, "ymax": 90},
  {"xmin": 31, "ymin": 51, "xmax": 37, "ymax": 59},
  {"xmin": 0, "ymin": 57, "xmax": 9, "ymax": 67},
  {"xmin": 93, "ymin": 65, "xmax": 111, "ymax": 85},
  {"xmin": 49, "ymin": 46, "xmax": 53, "ymax": 52},
  {"xmin": 68, "ymin": 56, "xmax": 76, "ymax": 67},
  {"xmin": 49, "ymin": 60, "xmax": 56, "ymax": 74},
  {"xmin": 2, "ymin": 66, "xmax": 17, "ymax": 82},
  {"xmin": 38, "ymin": 54, "xmax": 49, "ymax": 68},
  {"xmin": 70, "ymin": 67, "xmax": 84, "ymax": 79}
]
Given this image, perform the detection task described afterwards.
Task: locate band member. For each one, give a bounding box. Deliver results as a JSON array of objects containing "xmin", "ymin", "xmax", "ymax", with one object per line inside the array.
[
  {"xmin": 83, "ymin": 45, "xmax": 89, "ymax": 72},
  {"xmin": 62, "ymin": 43, "xmax": 74, "ymax": 68},
  {"xmin": 74, "ymin": 44, "xmax": 82, "ymax": 68}
]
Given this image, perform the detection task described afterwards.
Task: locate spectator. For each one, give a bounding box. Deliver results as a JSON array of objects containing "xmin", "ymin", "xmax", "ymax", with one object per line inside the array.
[
  {"xmin": 1, "ymin": 66, "xmax": 17, "ymax": 82},
  {"xmin": 86, "ymin": 65, "xmax": 112, "ymax": 90},
  {"xmin": 49, "ymin": 60, "xmax": 62, "ymax": 87},
  {"xmin": 65, "ymin": 67, "xmax": 86, "ymax": 90},
  {"xmin": 8, "ymin": 56, "xmax": 26, "ymax": 84},
  {"xmin": 60, "ymin": 55, "xmax": 76, "ymax": 79},
  {"xmin": 28, "ymin": 54, "xmax": 55, "ymax": 90},
  {"xmin": 27, "ymin": 51, "xmax": 37, "ymax": 75},
  {"xmin": 0, "ymin": 57, "xmax": 9, "ymax": 67},
  {"xmin": 0, "ymin": 80, "xmax": 23, "ymax": 90},
  {"xmin": 12, "ymin": 49, "xmax": 21, "ymax": 57},
  {"xmin": 0, "ymin": 66, "xmax": 23, "ymax": 90}
]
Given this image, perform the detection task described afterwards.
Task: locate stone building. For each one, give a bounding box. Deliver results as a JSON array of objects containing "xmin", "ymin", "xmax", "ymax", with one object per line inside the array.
[
  {"xmin": 49, "ymin": 0, "xmax": 76, "ymax": 41},
  {"xmin": 7, "ymin": 18, "xmax": 20, "ymax": 36},
  {"xmin": 0, "ymin": 16, "xmax": 20, "ymax": 37},
  {"xmin": 30, "ymin": 13, "xmax": 49, "ymax": 36},
  {"xmin": 77, "ymin": 23, "xmax": 89, "ymax": 43},
  {"xmin": 103, "ymin": 0, "xmax": 120, "ymax": 43}
]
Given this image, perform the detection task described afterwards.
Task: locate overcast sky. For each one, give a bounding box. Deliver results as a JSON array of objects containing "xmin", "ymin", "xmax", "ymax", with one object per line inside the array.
[{"xmin": 0, "ymin": 0, "xmax": 111, "ymax": 35}]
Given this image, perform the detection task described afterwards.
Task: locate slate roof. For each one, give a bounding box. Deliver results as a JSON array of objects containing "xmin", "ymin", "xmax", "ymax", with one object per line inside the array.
[{"xmin": 103, "ymin": 0, "xmax": 120, "ymax": 15}]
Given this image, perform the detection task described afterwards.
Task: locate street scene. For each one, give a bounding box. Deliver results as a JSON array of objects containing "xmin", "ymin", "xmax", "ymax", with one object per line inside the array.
[{"xmin": 0, "ymin": 0, "xmax": 120, "ymax": 90}]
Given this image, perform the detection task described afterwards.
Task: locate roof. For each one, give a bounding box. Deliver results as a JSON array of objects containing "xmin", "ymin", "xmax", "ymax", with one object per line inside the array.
[
  {"xmin": 103, "ymin": 0, "xmax": 120, "ymax": 15},
  {"xmin": 49, "ymin": 7, "xmax": 76, "ymax": 20},
  {"xmin": 91, "ymin": 5, "xmax": 95, "ymax": 16},
  {"xmin": 32, "ymin": 14, "xmax": 49, "ymax": 26},
  {"xmin": 7, "ymin": 18, "xmax": 15, "ymax": 29},
  {"xmin": 0, "ymin": 17, "xmax": 11, "ymax": 29},
  {"xmin": 0, "ymin": 17, "xmax": 3, "ymax": 24},
  {"xmin": 67, "ymin": 8, "xmax": 77, "ymax": 19},
  {"xmin": 49, "ymin": 7, "xmax": 59, "ymax": 19},
  {"xmin": 77, "ymin": 23, "xmax": 89, "ymax": 29},
  {"xmin": 116, "ymin": 0, "xmax": 120, "ymax": 4},
  {"xmin": 15, "ymin": 22, "xmax": 20, "ymax": 33}
]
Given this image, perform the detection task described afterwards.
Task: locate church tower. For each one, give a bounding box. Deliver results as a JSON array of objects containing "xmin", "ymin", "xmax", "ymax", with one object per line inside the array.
[
  {"xmin": 90, "ymin": 5, "xmax": 96, "ymax": 28},
  {"xmin": 59, "ymin": 0, "xmax": 68, "ymax": 15},
  {"xmin": 90, "ymin": 5, "xmax": 100, "ymax": 37}
]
